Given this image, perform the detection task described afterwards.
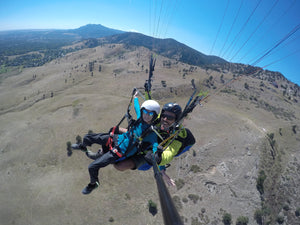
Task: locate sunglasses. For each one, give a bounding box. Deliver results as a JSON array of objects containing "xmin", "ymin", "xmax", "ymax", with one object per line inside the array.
[
  {"xmin": 161, "ymin": 113, "xmax": 175, "ymax": 120},
  {"xmin": 142, "ymin": 109, "xmax": 154, "ymax": 116}
]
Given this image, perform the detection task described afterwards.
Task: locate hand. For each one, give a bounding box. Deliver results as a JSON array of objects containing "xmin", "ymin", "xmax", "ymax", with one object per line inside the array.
[
  {"xmin": 157, "ymin": 145, "xmax": 164, "ymax": 154},
  {"xmin": 154, "ymin": 146, "xmax": 163, "ymax": 164},
  {"xmin": 144, "ymin": 151, "xmax": 154, "ymax": 165},
  {"xmin": 161, "ymin": 170, "xmax": 176, "ymax": 187},
  {"xmin": 144, "ymin": 150, "xmax": 162, "ymax": 165}
]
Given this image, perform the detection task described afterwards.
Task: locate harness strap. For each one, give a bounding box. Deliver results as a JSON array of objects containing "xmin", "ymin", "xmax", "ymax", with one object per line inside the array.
[
  {"xmin": 112, "ymin": 148, "xmax": 123, "ymax": 158},
  {"xmin": 105, "ymin": 126, "xmax": 123, "ymax": 158}
]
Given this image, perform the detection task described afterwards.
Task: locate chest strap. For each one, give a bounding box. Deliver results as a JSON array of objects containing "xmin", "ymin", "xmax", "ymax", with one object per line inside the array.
[{"xmin": 105, "ymin": 126, "xmax": 123, "ymax": 158}]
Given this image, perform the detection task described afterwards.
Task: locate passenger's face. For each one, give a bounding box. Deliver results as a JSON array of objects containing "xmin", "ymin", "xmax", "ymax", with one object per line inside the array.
[{"xmin": 142, "ymin": 109, "xmax": 154, "ymax": 124}]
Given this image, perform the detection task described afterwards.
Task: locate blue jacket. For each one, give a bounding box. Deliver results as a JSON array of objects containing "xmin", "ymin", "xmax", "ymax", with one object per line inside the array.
[{"xmin": 117, "ymin": 97, "xmax": 158, "ymax": 157}]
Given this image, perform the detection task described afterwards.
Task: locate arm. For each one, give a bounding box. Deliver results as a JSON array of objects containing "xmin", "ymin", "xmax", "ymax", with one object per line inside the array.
[
  {"xmin": 118, "ymin": 127, "xmax": 128, "ymax": 133},
  {"xmin": 134, "ymin": 94, "xmax": 141, "ymax": 119},
  {"xmin": 161, "ymin": 169, "xmax": 176, "ymax": 187}
]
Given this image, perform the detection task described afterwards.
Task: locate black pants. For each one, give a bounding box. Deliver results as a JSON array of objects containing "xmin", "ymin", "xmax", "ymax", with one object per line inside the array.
[
  {"xmin": 82, "ymin": 133, "xmax": 110, "ymax": 152},
  {"xmin": 82, "ymin": 133, "xmax": 119, "ymax": 183},
  {"xmin": 88, "ymin": 151, "xmax": 120, "ymax": 183}
]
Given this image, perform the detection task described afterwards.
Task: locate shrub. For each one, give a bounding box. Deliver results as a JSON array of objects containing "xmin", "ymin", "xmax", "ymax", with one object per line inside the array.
[
  {"xmin": 254, "ymin": 209, "xmax": 263, "ymax": 225},
  {"xmin": 267, "ymin": 133, "xmax": 274, "ymax": 140},
  {"xmin": 188, "ymin": 194, "xmax": 200, "ymax": 203},
  {"xmin": 190, "ymin": 165, "xmax": 201, "ymax": 173},
  {"xmin": 295, "ymin": 207, "xmax": 300, "ymax": 217},
  {"xmin": 283, "ymin": 204, "xmax": 290, "ymax": 211},
  {"xmin": 222, "ymin": 213, "xmax": 232, "ymax": 225},
  {"xmin": 175, "ymin": 179, "xmax": 185, "ymax": 190},
  {"xmin": 256, "ymin": 170, "xmax": 267, "ymax": 195},
  {"xmin": 191, "ymin": 217, "xmax": 201, "ymax": 225},
  {"xmin": 182, "ymin": 197, "xmax": 188, "ymax": 203},
  {"xmin": 292, "ymin": 125, "xmax": 297, "ymax": 134},
  {"xmin": 148, "ymin": 200, "xmax": 157, "ymax": 216},
  {"xmin": 125, "ymin": 193, "xmax": 131, "ymax": 200},
  {"xmin": 276, "ymin": 215, "xmax": 284, "ymax": 224},
  {"xmin": 236, "ymin": 216, "xmax": 249, "ymax": 225},
  {"xmin": 172, "ymin": 195, "xmax": 183, "ymax": 210}
]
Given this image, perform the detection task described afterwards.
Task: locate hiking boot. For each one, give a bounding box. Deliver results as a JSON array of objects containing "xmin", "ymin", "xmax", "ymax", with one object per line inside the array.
[
  {"xmin": 82, "ymin": 182, "xmax": 99, "ymax": 195},
  {"xmin": 71, "ymin": 143, "xmax": 87, "ymax": 152}
]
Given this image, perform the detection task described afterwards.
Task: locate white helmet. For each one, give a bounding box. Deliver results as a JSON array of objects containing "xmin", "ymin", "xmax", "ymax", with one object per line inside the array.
[{"xmin": 141, "ymin": 100, "xmax": 160, "ymax": 115}]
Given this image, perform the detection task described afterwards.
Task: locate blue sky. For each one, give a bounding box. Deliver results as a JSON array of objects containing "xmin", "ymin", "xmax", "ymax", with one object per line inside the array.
[{"xmin": 1, "ymin": 0, "xmax": 299, "ymax": 85}]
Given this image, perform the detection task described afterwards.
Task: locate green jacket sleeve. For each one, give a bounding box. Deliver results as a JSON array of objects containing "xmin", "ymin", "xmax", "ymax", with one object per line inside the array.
[
  {"xmin": 158, "ymin": 126, "xmax": 187, "ymax": 166},
  {"xmin": 159, "ymin": 139, "xmax": 182, "ymax": 166}
]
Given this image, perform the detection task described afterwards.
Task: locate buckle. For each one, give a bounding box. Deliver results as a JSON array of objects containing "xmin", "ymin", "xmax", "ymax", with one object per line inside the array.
[{"xmin": 112, "ymin": 148, "xmax": 122, "ymax": 158}]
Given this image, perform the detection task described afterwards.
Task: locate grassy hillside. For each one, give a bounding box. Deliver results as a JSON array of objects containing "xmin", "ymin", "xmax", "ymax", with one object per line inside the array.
[{"xmin": 0, "ymin": 43, "xmax": 299, "ymax": 225}]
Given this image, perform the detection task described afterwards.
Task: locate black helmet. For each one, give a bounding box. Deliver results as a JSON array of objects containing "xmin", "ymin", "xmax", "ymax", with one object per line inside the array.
[{"xmin": 161, "ymin": 103, "xmax": 182, "ymax": 120}]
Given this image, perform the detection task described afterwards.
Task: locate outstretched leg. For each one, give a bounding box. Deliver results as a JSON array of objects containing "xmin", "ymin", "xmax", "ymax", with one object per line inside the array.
[
  {"xmin": 72, "ymin": 133, "xmax": 110, "ymax": 152},
  {"xmin": 82, "ymin": 151, "xmax": 119, "ymax": 195}
]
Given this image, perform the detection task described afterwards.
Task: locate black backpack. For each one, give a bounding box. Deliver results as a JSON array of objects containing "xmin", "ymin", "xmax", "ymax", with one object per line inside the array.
[{"xmin": 174, "ymin": 128, "xmax": 196, "ymax": 157}]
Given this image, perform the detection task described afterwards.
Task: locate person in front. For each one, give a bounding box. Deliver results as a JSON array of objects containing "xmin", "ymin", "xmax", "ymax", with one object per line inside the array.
[{"xmin": 71, "ymin": 92, "xmax": 160, "ymax": 194}]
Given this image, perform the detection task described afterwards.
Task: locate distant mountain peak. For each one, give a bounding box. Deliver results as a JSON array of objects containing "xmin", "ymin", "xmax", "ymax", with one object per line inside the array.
[{"xmin": 71, "ymin": 24, "xmax": 124, "ymax": 39}]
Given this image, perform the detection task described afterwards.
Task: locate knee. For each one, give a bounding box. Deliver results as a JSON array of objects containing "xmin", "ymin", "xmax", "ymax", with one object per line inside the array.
[
  {"xmin": 83, "ymin": 134, "xmax": 90, "ymax": 142},
  {"xmin": 88, "ymin": 163, "xmax": 97, "ymax": 171}
]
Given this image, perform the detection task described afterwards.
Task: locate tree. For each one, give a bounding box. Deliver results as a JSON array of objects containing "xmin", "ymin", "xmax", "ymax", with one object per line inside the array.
[
  {"xmin": 220, "ymin": 74, "xmax": 225, "ymax": 83},
  {"xmin": 254, "ymin": 209, "xmax": 263, "ymax": 225},
  {"xmin": 76, "ymin": 135, "xmax": 82, "ymax": 144},
  {"xmin": 222, "ymin": 213, "xmax": 232, "ymax": 225},
  {"xmin": 148, "ymin": 200, "xmax": 157, "ymax": 216},
  {"xmin": 292, "ymin": 125, "xmax": 297, "ymax": 134}
]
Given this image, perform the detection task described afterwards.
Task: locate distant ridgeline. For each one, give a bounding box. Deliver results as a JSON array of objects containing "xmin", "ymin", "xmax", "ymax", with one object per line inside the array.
[
  {"xmin": 0, "ymin": 24, "xmax": 124, "ymax": 69},
  {"xmin": 0, "ymin": 24, "xmax": 227, "ymax": 70},
  {"xmin": 0, "ymin": 24, "xmax": 298, "ymax": 96}
]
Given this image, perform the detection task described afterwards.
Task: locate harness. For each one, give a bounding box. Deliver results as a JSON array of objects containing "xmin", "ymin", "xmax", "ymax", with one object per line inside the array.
[
  {"xmin": 105, "ymin": 88, "xmax": 137, "ymax": 158},
  {"xmin": 125, "ymin": 119, "xmax": 155, "ymax": 155},
  {"xmin": 105, "ymin": 119, "xmax": 155, "ymax": 158},
  {"xmin": 105, "ymin": 126, "xmax": 123, "ymax": 158}
]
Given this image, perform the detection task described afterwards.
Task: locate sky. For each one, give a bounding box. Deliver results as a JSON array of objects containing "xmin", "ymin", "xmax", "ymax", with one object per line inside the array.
[{"xmin": 1, "ymin": 0, "xmax": 299, "ymax": 85}]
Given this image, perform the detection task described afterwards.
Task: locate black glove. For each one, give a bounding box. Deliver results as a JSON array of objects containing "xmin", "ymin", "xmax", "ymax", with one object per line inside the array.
[
  {"xmin": 157, "ymin": 145, "xmax": 164, "ymax": 154},
  {"xmin": 144, "ymin": 149, "xmax": 162, "ymax": 165},
  {"xmin": 155, "ymin": 146, "xmax": 163, "ymax": 164}
]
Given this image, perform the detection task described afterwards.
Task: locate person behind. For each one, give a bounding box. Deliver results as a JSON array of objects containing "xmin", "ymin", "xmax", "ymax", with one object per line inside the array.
[
  {"xmin": 114, "ymin": 102, "xmax": 196, "ymax": 186},
  {"xmin": 71, "ymin": 92, "xmax": 160, "ymax": 194}
]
